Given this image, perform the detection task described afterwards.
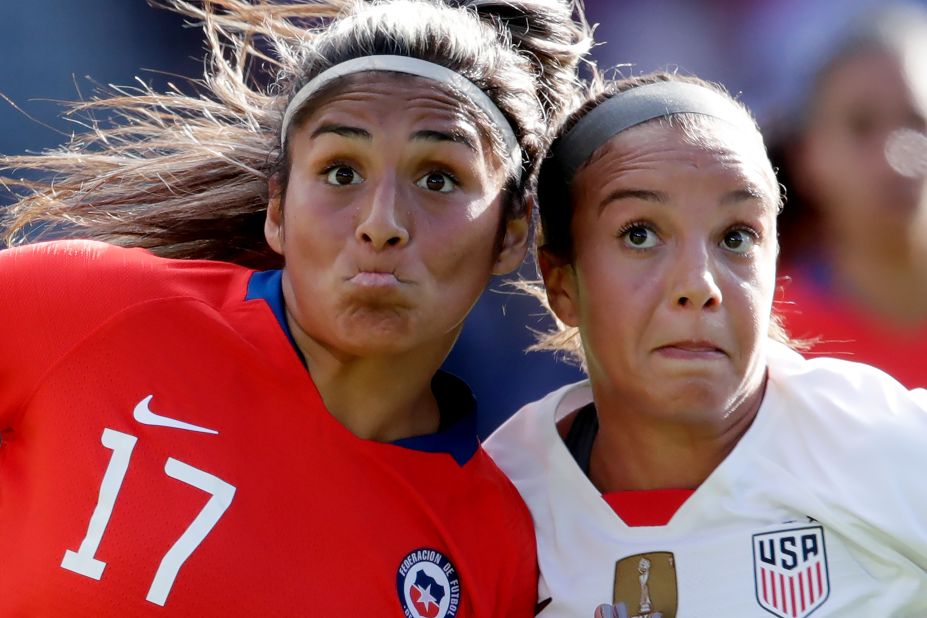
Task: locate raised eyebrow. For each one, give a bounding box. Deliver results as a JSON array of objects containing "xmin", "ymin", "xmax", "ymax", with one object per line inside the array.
[
  {"xmin": 310, "ymin": 124, "xmax": 371, "ymax": 140},
  {"xmin": 720, "ymin": 188, "xmax": 768, "ymax": 206},
  {"xmin": 410, "ymin": 129, "xmax": 477, "ymax": 152},
  {"xmin": 598, "ymin": 189, "xmax": 668, "ymax": 213}
]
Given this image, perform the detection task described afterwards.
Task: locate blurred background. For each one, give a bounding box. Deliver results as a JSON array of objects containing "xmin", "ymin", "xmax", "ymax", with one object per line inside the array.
[{"xmin": 3, "ymin": 0, "xmax": 926, "ymax": 435}]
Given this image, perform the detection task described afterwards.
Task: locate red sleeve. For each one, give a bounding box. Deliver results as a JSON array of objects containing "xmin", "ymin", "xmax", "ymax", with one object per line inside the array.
[{"xmin": 0, "ymin": 240, "xmax": 159, "ymax": 428}]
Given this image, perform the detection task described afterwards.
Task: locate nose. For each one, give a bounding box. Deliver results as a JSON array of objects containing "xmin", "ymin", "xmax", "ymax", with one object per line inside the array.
[
  {"xmin": 670, "ymin": 244, "xmax": 722, "ymax": 310},
  {"xmin": 355, "ymin": 176, "xmax": 410, "ymax": 250}
]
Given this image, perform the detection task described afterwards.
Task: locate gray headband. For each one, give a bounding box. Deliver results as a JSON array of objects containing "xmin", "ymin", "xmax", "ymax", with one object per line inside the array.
[
  {"xmin": 280, "ymin": 55, "xmax": 521, "ymax": 167},
  {"xmin": 553, "ymin": 81, "xmax": 753, "ymax": 180}
]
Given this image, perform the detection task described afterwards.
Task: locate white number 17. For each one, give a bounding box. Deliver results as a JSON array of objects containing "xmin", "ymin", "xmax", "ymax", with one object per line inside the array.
[{"xmin": 60, "ymin": 428, "xmax": 236, "ymax": 606}]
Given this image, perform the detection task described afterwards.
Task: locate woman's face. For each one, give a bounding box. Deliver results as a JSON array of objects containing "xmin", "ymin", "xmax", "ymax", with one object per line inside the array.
[
  {"xmin": 799, "ymin": 48, "xmax": 927, "ymax": 234},
  {"xmin": 265, "ymin": 74, "xmax": 527, "ymax": 359},
  {"xmin": 543, "ymin": 120, "xmax": 779, "ymax": 422}
]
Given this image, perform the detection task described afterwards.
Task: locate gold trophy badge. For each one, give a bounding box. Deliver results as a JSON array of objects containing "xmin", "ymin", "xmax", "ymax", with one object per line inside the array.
[{"xmin": 611, "ymin": 552, "xmax": 677, "ymax": 618}]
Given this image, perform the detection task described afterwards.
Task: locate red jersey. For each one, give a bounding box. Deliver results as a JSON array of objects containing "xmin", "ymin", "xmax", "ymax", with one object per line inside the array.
[
  {"xmin": 780, "ymin": 266, "xmax": 927, "ymax": 389},
  {"xmin": 0, "ymin": 240, "xmax": 537, "ymax": 617}
]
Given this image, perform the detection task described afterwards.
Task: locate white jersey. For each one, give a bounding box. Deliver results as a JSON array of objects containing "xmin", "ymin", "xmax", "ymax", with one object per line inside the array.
[{"xmin": 486, "ymin": 342, "xmax": 927, "ymax": 617}]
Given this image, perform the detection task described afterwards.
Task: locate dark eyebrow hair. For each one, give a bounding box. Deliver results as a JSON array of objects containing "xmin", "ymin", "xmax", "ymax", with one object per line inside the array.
[
  {"xmin": 598, "ymin": 187, "xmax": 772, "ymax": 213},
  {"xmin": 598, "ymin": 189, "xmax": 668, "ymax": 213},
  {"xmin": 411, "ymin": 129, "xmax": 477, "ymax": 152},
  {"xmin": 310, "ymin": 124, "xmax": 371, "ymax": 140},
  {"xmin": 308, "ymin": 125, "xmax": 477, "ymax": 152}
]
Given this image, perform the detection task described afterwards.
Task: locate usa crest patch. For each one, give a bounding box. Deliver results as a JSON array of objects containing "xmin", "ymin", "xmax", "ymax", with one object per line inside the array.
[
  {"xmin": 752, "ymin": 524, "xmax": 830, "ymax": 618},
  {"xmin": 396, "ymin": 548, "xmax": 460, "ymax": 618}
]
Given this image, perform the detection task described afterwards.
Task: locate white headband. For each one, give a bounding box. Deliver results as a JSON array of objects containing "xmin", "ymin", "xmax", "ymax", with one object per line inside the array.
[
  {"xmin": 280, "ymin": 55, "xmax": 521, "ymax": 167},
  {"xmin": 553, "ymin": 81, "xmax": 755, "ymax": 180}
]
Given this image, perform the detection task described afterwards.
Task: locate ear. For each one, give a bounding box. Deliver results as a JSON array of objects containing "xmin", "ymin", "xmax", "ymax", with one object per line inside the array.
[
  {"xmin": 265, "ymin": 176, "xmax": 285, "ymax": 256},
  {"xmin": 538, "ymin": 245, "xmax": 580, "ymax": 327},
  {"xmin": 491, "ymin": 212, "xmax": 530, "ymax": 275}
]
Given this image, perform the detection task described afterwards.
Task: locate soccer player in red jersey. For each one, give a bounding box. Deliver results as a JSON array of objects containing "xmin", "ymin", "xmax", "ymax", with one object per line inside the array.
[{"xmin": 0, "ymin": 1, "xmax": 590, "ymax": 615}]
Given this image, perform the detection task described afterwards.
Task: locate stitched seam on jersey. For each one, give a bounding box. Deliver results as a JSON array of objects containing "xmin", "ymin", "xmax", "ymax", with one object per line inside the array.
[{"xmin": 13, "ymin": 295, "xmax": 228, "ymax": 429}]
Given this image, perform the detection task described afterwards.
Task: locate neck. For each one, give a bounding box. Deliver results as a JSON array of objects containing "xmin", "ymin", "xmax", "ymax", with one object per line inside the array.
[
  {"xmin": 587, "ymin": 376, "xmax": 765, "ymax": 493},
  {"xmin": 287, "ymin": 316, "xmax": 449, "ymax": 443}
]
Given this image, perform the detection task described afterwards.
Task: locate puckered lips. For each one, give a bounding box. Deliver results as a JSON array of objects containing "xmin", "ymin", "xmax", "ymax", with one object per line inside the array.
[
  {"xmin": 342, "ymin": 260, "xmax": 416, "ymax": 304},
  {"xmin": 346, "ymin": 256, "xmax": 409, "ymax": 288},
  {"xmin": 349, "ymin": 271, "xmax": 402, "ymax": 288}
]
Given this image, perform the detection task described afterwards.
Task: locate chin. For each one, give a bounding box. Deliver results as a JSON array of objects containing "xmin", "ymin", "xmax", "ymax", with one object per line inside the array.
[
  {"xmin": 328, "ymin": 331, "xmax": 418, "ymax": 359},
  {"xmin": 654, "ymin": 379, "xmax": 740, "ymax": 418}
]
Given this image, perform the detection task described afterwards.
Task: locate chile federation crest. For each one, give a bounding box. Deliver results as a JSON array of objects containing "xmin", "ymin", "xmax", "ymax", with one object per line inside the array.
[{"xmin": 396, "ymin": 548, "xmax": 461, "ymax": 618}]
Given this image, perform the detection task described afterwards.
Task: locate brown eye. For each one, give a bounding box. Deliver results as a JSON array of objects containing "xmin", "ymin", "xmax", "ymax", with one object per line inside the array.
[
  {"xmin": 721, "ymin": 228, "xmax": 757, "ymax": 254},
  {"xmin": 325, "ymin": 165, "xmax": 362, "ymax": 186},
  {"xmin": 416, "ymin": 171, "xmax": 456, "ymax": 193},
  {"xmin": 619, "ymin": 224, "xmax": 659, "ymax": 249},
  {"xmin": 628, "ymin": 228, "xmax": 649, "ymax": 246}
]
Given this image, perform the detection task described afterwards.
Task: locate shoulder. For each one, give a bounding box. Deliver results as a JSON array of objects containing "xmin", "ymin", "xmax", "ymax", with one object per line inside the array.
[
  {"xmin": 486, "ymin": 380, "xmax": 587, "ymax": 447},
  {"xmin": 762, "ymin": 341, "xmax": 927, "ymax": 564},
  {"xmin": 2, "ymin": 240, "xmax": 161, "ymax": 304},
  {"xmin": 1, "ymin": 239, "xmax": 249, "ymax": 310},
  {"xmin": 2, "ymin": 238, "xmax": 152, "ymax": 273},
  {"xmin": 485, "ymin": 380, "xmax": 592, "ymax": 481},
  {"xmin": 764, "ymin": 340, "xmax": 927, "ymax": 466},
  {"xmin": 0, "ymin": 241, "xmax": 254, "ymax": 412},
  {"xmin": 469, "ymin": 447, "xmax": 537, "ymax": 524},
  {"xmin": 767, "ymin": 340, "xmax": 926, "ymax": 422}
]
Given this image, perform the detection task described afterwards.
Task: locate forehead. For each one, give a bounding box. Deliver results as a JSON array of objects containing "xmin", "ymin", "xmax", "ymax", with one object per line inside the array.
[
  {"xmin": 573, "ymin": 119, "xmax": 779, "ymax": 206},
  {"xmin": 294, "ymin": 72, "xmax": 496, "ymax": 148},
  {"xmin": 817, "ymin": 48, "xmax": 927, "ymax": 115}
]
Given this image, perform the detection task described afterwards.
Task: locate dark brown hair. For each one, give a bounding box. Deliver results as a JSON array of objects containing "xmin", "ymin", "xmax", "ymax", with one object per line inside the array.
[{"xmin": 2, "ymin": 0, "xmax": 591, "ymax": 268}]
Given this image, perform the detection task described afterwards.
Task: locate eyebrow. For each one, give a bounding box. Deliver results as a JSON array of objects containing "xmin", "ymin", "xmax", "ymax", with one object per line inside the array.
[
  {"xmin": 310, "ymin": 124, "xmax": 371, "ymax": 140},
  {"xmin": 310, "ymin": 124, "xmax": 476, "ymax": 151},
  {"xmin": 598, "ymin": 187, "xmax": 769, "ymax": 213},
  {"xmin": 720, "ymin": 187, "xmax": 767, "ymax": 205},
  {"xmin": 597, "ymin": 189, "xmax": 667, "ymax": 213},
  {"xmin": 410, "ymin": 129, "xmax": 477, "ymax": 152}
]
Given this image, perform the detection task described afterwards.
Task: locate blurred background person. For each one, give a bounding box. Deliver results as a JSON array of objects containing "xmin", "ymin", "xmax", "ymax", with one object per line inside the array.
[{"xmin": 769, "ymin": 3, "xmax": 927, "ymax": 388}]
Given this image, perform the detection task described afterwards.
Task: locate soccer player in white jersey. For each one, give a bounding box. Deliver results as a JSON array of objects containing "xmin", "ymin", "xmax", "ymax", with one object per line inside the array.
[{"xmin": 485, "ymin": 72, "xmax": 927, "ymax": 617}]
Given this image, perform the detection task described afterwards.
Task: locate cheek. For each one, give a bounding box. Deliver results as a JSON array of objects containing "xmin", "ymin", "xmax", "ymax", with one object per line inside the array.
[
  {"xmin": 756, "ymin": 248, "xmax": 779, "ymax": 302},
  {"xmin": 282, "ymin": 182, "xmax": 356, "ymax": 244},
  {"xmin": 574, "ymin": 255, "xmax": 651, "ymax": 333},
  {"xmin": 426, "ymin": 202, "xmax": 502, "ymax": 265},
  {"xmin": 730, "ymin": 267, "xmax": 775, "ymax": 335}
]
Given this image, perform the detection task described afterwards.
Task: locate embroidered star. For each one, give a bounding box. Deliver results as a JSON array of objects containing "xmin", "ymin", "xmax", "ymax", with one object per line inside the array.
[{"xmin": 415, "ymin": 583, "xmax": 438, "ymax": 610}]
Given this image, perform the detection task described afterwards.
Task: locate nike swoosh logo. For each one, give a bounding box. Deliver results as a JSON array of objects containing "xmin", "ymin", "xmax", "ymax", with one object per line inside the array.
[{"xmin": 133, "ymin": 395, "xmax": 219, "ymax": 435}]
